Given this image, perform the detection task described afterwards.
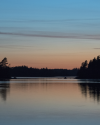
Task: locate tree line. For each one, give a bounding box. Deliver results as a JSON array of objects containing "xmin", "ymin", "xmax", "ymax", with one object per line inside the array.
[
  {"xmin": 1, "ymin": 55, "xmax": 100, "ymax": 79},
  {"xmin": 0, "ymin": 57, "xmax": 78, "ymax": 79},
  {"xmin": 10, "ymin": 66, "xmax": 78, "ymax": 77},
  {"xmin": 77, "ymin": 55, "xmax": 100, "ymax": 79}
]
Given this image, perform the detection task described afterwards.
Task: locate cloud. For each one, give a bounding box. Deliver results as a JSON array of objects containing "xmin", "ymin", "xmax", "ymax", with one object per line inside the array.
[
  {"xmin": 94, "ymin": 48, "xmax": 100, "ymax": 49},
  {"xmin": 0, "ymin": 31, "xmax": 100, "ymax": 40},
  {"xmin": 0, "ymin": 18, "xmax": 100, "ymax": 23},
  {"xmin": 0, "ymin": 45, "xmax": 33, "ymax": 49},
  {"xmin": 0, "ymin": 45, "xmax": 46, "ymax": 51}
]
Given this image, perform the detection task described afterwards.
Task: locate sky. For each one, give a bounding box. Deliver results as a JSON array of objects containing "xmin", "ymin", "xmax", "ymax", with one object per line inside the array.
[{"xmin": 0, "ymin": 0, "xmax": 100, "ymax": 69}]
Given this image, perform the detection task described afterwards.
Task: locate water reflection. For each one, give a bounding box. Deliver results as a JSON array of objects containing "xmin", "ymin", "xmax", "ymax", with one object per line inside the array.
[
  {"xmin": 1, "ymin": 78, "xmax": 100, "ymax": 104},
  {"xmin": 1, "ymin": 78, "xmax": 100, "ymax": 125},
  {"xmin": 0, "ymin": 81, "xmax": 10, "ymax": 101},
  {"xmin": 79, "ymin": 81, "xmax": 100, "ymax": 102}
]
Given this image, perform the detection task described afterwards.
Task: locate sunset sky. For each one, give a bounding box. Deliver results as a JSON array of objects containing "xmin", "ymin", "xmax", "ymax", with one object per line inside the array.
[{"xmin": 0, "ymin": 0, "xmax": 100, "ymax": 69}]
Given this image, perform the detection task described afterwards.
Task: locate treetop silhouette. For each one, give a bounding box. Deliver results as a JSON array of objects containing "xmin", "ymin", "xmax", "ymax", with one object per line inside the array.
[
  {"xmin": 0, "ymin": 57, "xmax": 11, "ymax": 80},
  {"xmin": 77, "ymin": 55, "xmax": 100, "ymax": 79},
  {"xmin": 0, "ymin": 57, "xmax": 8, "ymax": 67}
]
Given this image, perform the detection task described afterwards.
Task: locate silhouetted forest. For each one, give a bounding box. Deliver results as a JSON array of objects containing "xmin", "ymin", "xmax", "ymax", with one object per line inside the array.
[
  {"xmin": 2, "ymin": 55, "xmax": 100, "ymax": 79},
  {"xmin": 0, "ymin": 57, "xmax": 78, "ymax": 78},
  {"xmin": 10, "ymin": 66, "xmax": 78, "ymax": 77},
  {"xmin": 77, "ymin": 55, "xmax": 100, "ymax": 79}
]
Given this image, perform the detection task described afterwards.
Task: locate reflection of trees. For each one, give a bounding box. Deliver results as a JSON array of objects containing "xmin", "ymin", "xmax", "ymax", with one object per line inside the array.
[
  {"xmin": 79, "ymin": 83, "xmax": 100, "ymax": 102},
  {"xmin": 0, "ymin": 82, "xmax": 10, "ymax": 101},
  {"xmin": 11, "ymin": 79, "xmax": 69, "ymax": 91}
]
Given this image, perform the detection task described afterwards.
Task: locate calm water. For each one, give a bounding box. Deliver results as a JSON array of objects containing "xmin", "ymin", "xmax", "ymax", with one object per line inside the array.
[{"xmin": 0, "ymin": 77, "xmax": 100, "ymax": 125}]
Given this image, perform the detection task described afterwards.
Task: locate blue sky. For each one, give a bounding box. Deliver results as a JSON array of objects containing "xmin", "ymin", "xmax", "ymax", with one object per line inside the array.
[{"xmin": 0, "ymin": 0, "xmax": 100, "ymax": 68}]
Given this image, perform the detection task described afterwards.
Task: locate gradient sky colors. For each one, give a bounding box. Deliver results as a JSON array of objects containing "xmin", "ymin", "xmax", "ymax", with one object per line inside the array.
[{"xmin": 0, "ymin": 0, "xmax": 100, "ymax": 69}]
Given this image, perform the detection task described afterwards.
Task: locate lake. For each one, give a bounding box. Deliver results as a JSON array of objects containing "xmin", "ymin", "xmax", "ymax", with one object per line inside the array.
[{"xmin": 0, "ymin": 77, "xmax": 100, "ymax": 125}]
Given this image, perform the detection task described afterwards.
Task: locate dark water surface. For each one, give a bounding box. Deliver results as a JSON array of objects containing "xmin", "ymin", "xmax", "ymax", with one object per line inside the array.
[{"xmin": 0, "ymin": 78, "xmax": 100, "ymax": 125}]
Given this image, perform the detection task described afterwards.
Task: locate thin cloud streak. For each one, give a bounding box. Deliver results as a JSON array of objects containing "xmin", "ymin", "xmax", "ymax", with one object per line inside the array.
[
  {"xmin": 0, "ymin": 31, "xmax": 100, "ymax": 40},
  {"xmin": 0, "ymin": 18, "xmax": 100, "ymax": 23},
  {"xmin": 94, "ymin": 48, "xmax": 100, "ymax": 49},
  {"xmin": 0, "ymin": 45, "xmax": 46, "ymax": 50}
]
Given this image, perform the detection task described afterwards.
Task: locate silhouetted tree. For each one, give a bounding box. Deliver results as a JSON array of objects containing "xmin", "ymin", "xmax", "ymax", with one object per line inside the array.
[
  {"xmin": 77, "ymin": 60, "xmax": 88, "ymax": 78},
  {"xmin": 0, "ymin": 58, "xmax": 8, "ymax": 67},
  {"xmin": 0, "ymin": 57, "xmax": 11, "ymax": 80},
  {"xmin": 77, "ymin": 56, "xmax": 100, "ymax": 79}
]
